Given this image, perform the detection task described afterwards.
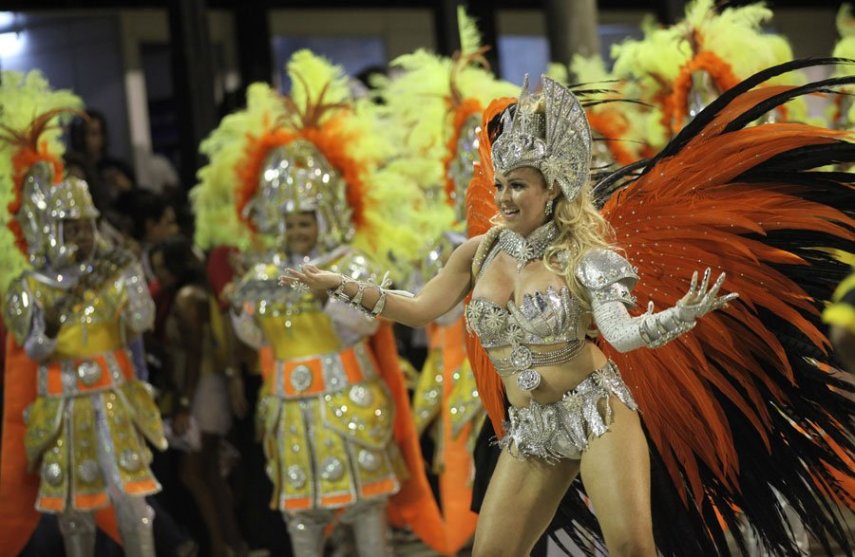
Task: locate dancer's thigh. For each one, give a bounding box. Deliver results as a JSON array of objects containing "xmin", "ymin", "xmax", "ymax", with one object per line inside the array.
[
  {"xmin": 473, "ymin": 448, "xmax": 579, "ymax": 556},
  {"xmin": 580, "ymin": 397, "xmax": 654, "ymax": 556}
]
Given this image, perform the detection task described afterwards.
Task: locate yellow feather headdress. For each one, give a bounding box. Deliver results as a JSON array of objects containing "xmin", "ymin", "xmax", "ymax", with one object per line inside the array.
[
  {"xmin": 611, "ymin": 0, "xmax": 804, "ymax": 148},
  {"xmin": 0, "ymin": 70, "xmax": 82, "ymax": 292},
  {"xmin": 192, "ymin": 49, "xmax": 424, "ymax": 281}
]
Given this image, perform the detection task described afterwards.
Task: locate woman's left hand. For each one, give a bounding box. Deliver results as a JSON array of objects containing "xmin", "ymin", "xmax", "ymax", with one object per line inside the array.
[
  {"xmin": 279, "ymin": 264, "xmax": 342, "ymax": 296},
  {"xmin": 675, "ymin": 268, "xmax": 739, "ymax": 322}
]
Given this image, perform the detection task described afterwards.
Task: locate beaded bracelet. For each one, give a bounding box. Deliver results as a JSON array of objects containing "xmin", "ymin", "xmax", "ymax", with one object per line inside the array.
[{"xmin": 328, "ymin": 272, "xmax": 393, "ymax": 319}]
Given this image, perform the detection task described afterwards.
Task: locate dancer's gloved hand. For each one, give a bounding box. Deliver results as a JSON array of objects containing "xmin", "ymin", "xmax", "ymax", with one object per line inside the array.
[
  {"xmin": 636, "ymin": 268, "xmax": 738, "ymax": 349},
  {"xmin": 673, "ymin": 268, "xmax": 738, "ymax": 321}
]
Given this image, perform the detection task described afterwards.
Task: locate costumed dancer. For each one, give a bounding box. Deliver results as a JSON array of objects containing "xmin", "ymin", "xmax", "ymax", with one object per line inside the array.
[
  {"xmin": 611, "ymin": 0, "xmax": 806, "ymax": 153},
  {"xmin": 192, "ymin": 50, "xmax": 446, "ymax": 557},
  {"xmin": 285, "ymin": 57, "xmax": 855, "ymax": 556},
  {"xmin": 380, "ymin": 10, "xmax": 518, "ymax": 553},
  {"xmin": 0, "ymin": 70, "xmax": 166, "ymax": 557}
]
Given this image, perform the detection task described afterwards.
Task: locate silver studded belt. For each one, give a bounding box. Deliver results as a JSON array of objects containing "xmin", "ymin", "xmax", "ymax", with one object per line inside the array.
[
  {"xmin": 38, "ymin": 349, "xmax": 134, "ymax": 397},
  {"xmin": 491, "ymin": 341, "xmax": 584, "ymax": 377}
]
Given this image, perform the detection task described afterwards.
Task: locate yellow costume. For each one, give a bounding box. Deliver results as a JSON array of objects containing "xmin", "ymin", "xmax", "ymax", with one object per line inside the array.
[
  {"xmin": 381, "ymin": 10, "xmax": 517, "ymax": 553},
  {"xmin": 0, "ymin": 71, "xmax": 164, "ymax": 557},
  {"xmin": 611, "ymin": 0, "xmax": 807, "ymax": 152},
  {"xmin": 192, "ymin": 51, "xmax": 446, "ymax": 556}
]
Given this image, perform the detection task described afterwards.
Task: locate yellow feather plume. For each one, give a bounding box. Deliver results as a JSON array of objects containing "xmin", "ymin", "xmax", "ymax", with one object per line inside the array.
[{"xmin": 0, "ymin": 70, "xmax": 82, "ymax": 293}]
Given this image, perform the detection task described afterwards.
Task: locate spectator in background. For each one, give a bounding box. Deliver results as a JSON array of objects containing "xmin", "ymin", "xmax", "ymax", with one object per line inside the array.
[
  {"xmin": 151, "ymin": 237, "xmax": 248, "ymax": 557},
  {"xmin": 113, "ymin": 189, "xmax": 180, "ymax": 281},
  {"xmin": 67, "ymin": 109, "xmax": 136, "ymax": 213}
]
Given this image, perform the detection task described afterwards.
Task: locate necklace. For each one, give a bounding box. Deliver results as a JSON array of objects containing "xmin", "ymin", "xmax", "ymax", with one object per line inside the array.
[{"xmin": 497, "ymin": 221, "xmax": 558, "ymax": 272}]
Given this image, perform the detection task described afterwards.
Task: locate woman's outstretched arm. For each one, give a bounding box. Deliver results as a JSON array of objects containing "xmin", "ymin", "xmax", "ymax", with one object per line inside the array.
[{"xmin": 282, "ymin": 235, "xmax": 482, "ymax": 328}]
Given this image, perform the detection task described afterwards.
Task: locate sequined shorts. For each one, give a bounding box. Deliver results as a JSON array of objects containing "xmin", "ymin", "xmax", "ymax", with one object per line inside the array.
[{"xmin": 498, "ymin": 361, "xmax": 638, "ymax": 462}]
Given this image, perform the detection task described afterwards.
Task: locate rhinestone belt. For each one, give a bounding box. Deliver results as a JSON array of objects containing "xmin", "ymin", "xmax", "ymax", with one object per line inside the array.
[{"xmin": 491, "ymin": 341, "xmax": 584, "ymax": 377}]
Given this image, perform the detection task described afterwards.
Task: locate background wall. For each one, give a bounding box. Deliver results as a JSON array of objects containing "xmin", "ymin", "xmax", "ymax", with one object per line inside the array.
[
  {"xmin": 1, "ymin": 12, "xmax": 132, "ymax": 163},
  {"xmin": 0, "ymin": 4, "xmax": 845, "ymax": 185}
]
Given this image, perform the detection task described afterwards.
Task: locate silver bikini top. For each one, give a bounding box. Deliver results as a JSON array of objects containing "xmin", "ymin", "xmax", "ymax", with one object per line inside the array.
[
  {"xmin": 466, "ymin": 286, "xmax": 584, "ymax": 348},
  {"xmin": 465, "ymin": 239, "xmax": 638, "ymax": 350}
]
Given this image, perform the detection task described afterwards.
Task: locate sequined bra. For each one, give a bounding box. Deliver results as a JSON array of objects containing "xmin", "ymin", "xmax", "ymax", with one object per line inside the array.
[
  {"xmin": 464, "ymin": 226, "xmax": 638, "ymax": 391},
  {"xmin": 465, "ymin": 286, "xmax": 585, "ymax": 349}
]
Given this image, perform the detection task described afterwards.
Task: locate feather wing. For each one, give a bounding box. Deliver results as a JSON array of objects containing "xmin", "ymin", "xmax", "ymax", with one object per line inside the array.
[{"xmin": 600, "ymin": 59, "xmax": 855, "ymax": 554}]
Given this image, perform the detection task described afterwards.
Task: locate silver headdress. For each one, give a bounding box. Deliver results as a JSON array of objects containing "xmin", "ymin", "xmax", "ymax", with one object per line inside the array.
[
  {"xmin": 491, "ymin": 76, "xmax": 592, "ymax": 201},
  {"xmin": 15, "ymin": 165, "xmax": 99, "ymax": 269},
  {"xmin": 243, "ymin": 139, "xmax": 354, "ymax": 251}
]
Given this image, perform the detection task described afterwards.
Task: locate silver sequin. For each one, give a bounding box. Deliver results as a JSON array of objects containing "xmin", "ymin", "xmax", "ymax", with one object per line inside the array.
[
  {"xmin": 118, "ymin": 449, "xmax": 142, "ymax": 472},
  {"xmin": 348, "ymin": 385, "xmax": 373, "ymax": 407},
  {"xmin": 498, "ymin": 361, "xmax": 637, "ymax": 462},
  {"xmin": 289, "ymin": 365, "xmax": 313, "ymax": 392},
  {"xmin": 319, "ymin": 457, "xmax": 344, "ymax": 481},
  {"xmin": 287, "ymin": 465, "xmax": 307, "ymax": 488},
  {"xmin": 77, "ymin": 459, "xmax": 101, "ymax": 483},
  {"xmin": 43, "ymin": 461, "xmax": 64, "ymax": 485},
  {"xmin": 76, "ymin": 361, "xmax": 102, "ymax": 386},
  {"xmin": 357, "ymin": 449, "xmax": 381, "ymax": 471}
]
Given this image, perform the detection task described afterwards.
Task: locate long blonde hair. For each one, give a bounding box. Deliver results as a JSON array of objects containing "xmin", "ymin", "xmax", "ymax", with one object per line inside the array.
[{"xmin": 544, "ymin": 184, "xmax": 614, "ymax": 310}]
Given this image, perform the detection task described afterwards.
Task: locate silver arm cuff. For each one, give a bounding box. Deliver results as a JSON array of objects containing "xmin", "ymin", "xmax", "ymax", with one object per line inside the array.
[
  {"xmin": 230, "ymin": 307, "xmax": 265, "ymax": 349},
  {"xmin": 122, "ymin": 263, "xmax": 155, "ymax": 333},
  {"xmin": 23, "ymin": 305, "xmax": 57, "ymax": 361},
  {"xmin": 328, "ymin": 271, "xmax": 412, "ymax": 319},
  {"xmin": 637, "ymin": 305, "xmax": 696, "ymax": 348},
  {"xmin": 591, "ymin": 300, "xmax": 695, "ymax": 353}
]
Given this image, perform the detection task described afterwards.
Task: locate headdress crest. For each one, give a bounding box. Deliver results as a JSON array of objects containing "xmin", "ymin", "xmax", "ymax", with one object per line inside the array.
[{"xmin": 491, "ymin": 76, "xmax": 592, "ymax": 201}]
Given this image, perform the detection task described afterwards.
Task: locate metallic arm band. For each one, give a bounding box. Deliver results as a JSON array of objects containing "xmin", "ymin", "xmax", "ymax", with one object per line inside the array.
[
  {"xmin": 591, "ymin": 300, "xmax": 696, "ymax": 353},
  {"xmin": 329, "ymin": 272, "xmax": 394, "ymax": 319},
  {"xmin": 637, "ymin": 306, "xmax": 696, "ymax": 349}
]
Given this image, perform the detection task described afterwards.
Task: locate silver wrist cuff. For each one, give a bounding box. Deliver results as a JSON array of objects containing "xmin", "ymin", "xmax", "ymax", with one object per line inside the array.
[
  {"xmin": 327, "ymin": 272, "xmax": 393, "ymax": 319},
  {"xmin": 639, "ymin": 308, "xmax": 695, "ymax": 349}
]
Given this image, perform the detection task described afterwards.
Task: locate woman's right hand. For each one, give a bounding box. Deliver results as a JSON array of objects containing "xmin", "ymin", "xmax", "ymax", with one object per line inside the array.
[{"xmin": 279, "ymin": 265, "xmax": 342, "ymax": 294}]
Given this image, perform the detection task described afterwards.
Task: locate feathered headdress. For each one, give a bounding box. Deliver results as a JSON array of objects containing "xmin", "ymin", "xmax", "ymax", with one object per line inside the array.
[
  {"xmin": 192, "ymin": 49, "xmax": 424, "ymax": 281},
  {"xmin": 383, "ymin": 8, "xmax": 517, "ymax": 224},
  {"xmin": 0, "ymin": 70, "xmax": 82, "ymax": 292},
  {"xmin": 611, "ymin": 0, "xmax": 805, "ymax": 148},
  {"xmin": 548, "ymin": 55, "xmax": 647, "ymax": 166}
]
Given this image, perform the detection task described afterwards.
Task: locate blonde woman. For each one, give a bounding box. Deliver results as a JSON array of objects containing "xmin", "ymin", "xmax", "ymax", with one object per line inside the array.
[
  {"xmin": 285, "ymin": 65, "xmax": 855, "ymax": 556},
  {"xmin": 285, "ymin": 77, "xmax": 731, "ymax": 555}
]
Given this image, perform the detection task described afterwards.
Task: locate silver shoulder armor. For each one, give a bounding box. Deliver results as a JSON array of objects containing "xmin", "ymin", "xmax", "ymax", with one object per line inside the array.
[{"xmin": 576, "ymin": 249, "xmax": 638, "ymax": 306}]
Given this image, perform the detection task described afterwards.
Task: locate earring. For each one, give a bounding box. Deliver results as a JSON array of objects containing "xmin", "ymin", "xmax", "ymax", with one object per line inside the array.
[{"xmin": 544, "ymin": 201, "xmax": 553, "ymax": 218}]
